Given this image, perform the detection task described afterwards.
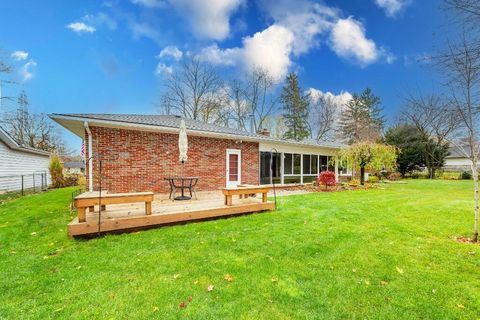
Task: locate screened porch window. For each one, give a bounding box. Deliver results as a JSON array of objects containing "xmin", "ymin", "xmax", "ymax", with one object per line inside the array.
[
  {"xmin": 260, "ymin": 152, "xmax": 281, "ymax": 184},
  {"xmin": 283, "ymin": 153, "xmax": 301, "ymax": 183}
]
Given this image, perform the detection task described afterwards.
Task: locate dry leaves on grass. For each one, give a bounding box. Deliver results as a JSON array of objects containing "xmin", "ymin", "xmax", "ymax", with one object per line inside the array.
[
  {"xmin": 224, "ymin": 274, "xmax": 234, "ymax": 282},
  {"xmin": 455, "ymin": 236, "xmax": 480, "ymax": 245},
  {"xmin": 396, "ymin": 267, "xmax": 404, "ymax": 274},
  {"xmin": 179, "ymin": 296, "xmax": 193, "ymax": 309},
  {"xmin": 207, "ymin": 284, "xmax": 214, "ymax": 292}
]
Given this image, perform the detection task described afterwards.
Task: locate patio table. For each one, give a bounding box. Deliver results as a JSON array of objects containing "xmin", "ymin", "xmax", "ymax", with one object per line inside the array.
[{"xmin": 164, "ymin": 177, "xmax": 199, "ymax": 201}]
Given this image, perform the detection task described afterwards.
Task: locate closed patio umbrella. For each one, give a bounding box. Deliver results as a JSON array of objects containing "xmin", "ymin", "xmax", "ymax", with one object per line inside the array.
[{"xmin": 179, "ymin": 119, "xmax": 188, "ymax": 164}]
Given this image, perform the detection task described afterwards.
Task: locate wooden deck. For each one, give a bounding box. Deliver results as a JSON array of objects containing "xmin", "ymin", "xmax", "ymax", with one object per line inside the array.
[{"xmin": 68, "ymin": 191, "xmax": 275, "ymax": 237}]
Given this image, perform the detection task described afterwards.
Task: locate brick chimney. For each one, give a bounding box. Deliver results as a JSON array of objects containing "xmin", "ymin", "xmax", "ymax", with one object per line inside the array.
[{"xmin": 258, "ymin": 128, "xmax": 270, "ymax": 137}]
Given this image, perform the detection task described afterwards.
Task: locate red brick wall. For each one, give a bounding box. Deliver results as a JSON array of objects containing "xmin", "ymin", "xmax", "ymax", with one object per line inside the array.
[{"xmin": 85, "ymin": 126, "xmax": 259, "ymax": 193}]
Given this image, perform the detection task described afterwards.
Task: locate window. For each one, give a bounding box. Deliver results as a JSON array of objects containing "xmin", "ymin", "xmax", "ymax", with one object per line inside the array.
[
  {"xmin": 311, "ymin": 155, "xmax": 318, "ymax": 174},
  {"xmin": 260, "ymin": 152, "xmax": 281, "ymax": 184},
  {"xmin": 303, "ymin": 154, "xmax": 318, "ymax": 175},
  {"xmin": 284, "ymin": 153, "xmax": 301, "ymax": 183},
  {"xmin": 293, "ymin": 154, "xmax": 301, "ymax": 174},
  {"xmin": 320, "ymin": 156, "xmax": 328, "ymax": 172},
  {"xmin": 303, "ymin": 155, "xmax": 311, "ymax": 174},
  {"xmin": 284, "ymin": 153, "xmax": 292, "ymax": 174}
]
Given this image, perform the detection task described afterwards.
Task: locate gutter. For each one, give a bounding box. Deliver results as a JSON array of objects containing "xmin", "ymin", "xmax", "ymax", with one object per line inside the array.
[{"xmin": 84, "ymin": 121, "xmax": 93, "ymax": 192}]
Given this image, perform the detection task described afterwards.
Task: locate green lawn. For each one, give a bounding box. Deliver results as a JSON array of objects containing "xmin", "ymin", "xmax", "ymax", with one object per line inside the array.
[{"xmin": 0, "ymin": 180, "xmax": 479, "ymax": 319}]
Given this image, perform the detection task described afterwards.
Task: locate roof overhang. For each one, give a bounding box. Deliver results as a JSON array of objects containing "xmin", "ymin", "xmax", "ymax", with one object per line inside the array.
[
  {"xmin": 0, "ymin": 127, "xmax": 50, "ymax": 156},
  {"xmin": 49, "ymin": 114, "xmax": 341, "ymax": 151}
]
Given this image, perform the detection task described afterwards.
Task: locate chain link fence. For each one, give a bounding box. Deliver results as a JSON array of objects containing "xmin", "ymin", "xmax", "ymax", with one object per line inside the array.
[{"xmin": 0, "ymin": 171, "xmax": 49, "ymax": 199}]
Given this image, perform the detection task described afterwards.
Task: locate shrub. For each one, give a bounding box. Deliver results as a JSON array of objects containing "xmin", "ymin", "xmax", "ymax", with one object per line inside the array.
[
  {"xmin": 368, "ymin": 175, "xmax": 379, "ymax": 183},
  {"xmin": 410, "ymin": 171, "xmax": 429, "ymax": 179},
  {"xmin": 317, "ymin": 171, "xmax": 336, "ymax": 190},
  {"xmin": 63, "ymin": 174, "xmax": 80, "ymax": 187},
  {"xmin": 461, "ymin": 171, "xmax": 472, "ymax": 180},
  {"xmin": 49, "ymin": 154, "xmax": 64, "ymax": 188},
  {"xmin": 77, "ymin": 174, "xmax": 87, "ymax": 190},
  {"xmin": 379, "ymin": 170, "xmax": 389, "ymax": 179},
  {"xmin": 387, "ymin": 172, "xmax": 402, "ymax": 181},
  {"xmin": 440, "ymin": 171, "xmax": 461, "ymax": 180}
]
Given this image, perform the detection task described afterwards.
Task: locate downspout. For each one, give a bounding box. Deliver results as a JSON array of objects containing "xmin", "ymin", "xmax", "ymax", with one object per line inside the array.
[{"xmin": 84, "ymin": 122, "xmax": 93, "ymax": 192}]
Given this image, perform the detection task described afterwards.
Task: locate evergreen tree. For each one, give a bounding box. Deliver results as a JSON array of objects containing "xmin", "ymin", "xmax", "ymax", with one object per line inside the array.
[
  {"xmin": 383, "ymin": 124, "xmax": 426, "ymax": 176},
  {"xmin": 338, "ymin": 88, "xmax": 385, "ymax": 144},
  {"xmin": 281, "ymin": 73, "xmax": 310, "ymax": 141}
]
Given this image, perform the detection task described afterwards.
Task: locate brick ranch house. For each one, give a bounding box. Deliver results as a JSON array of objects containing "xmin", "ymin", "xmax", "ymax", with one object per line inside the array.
[{"xmin": 49, "ymin": 114, "xmax": 344, "ymax": 193}]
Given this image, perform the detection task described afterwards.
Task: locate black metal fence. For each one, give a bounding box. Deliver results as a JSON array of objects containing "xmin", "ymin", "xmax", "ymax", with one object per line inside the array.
[{"xmin": 0, "ymin": 171, "xmax": 49, "ymax": 198}]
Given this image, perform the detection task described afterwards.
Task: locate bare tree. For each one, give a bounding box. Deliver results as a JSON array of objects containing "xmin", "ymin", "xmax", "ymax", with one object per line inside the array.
[
  {"xmin": 402, "ymin": 93, "xmax": 457, "ymax": 178},
  {"xmin": 444, "ymin": 0, "xmax": 480, "ymax": 26},
  {"xmin": 159, "ymin": 58, "xmax": 225, "ymax": 123},
  {"xmin": 438, "ymin": 32, "xmax": 480, "ymax": 241},
  {"xmin": 225, "ymin": 79, "xmax": 249, "ymax": 129},
  {"xmin": 223, "ymin": 68, "xmax": 278, "ymax": 132},
  {"xmin": 243, "ymin": 68, "xmax": 278, "ymax": 132},
  {"xmin": 261, "ymin": 115, "xmax": 286, "ymax": 138},
  {"xmin": 1, "ymin": 90, "xmax": 68, "ymax": 153},
  {"xmin": 309, "ymin": 94, "xmax": 338, "ymax": 141},
  {"xmin": 0, "ymin": 53, "xmax": 15, "ymax": 110}
]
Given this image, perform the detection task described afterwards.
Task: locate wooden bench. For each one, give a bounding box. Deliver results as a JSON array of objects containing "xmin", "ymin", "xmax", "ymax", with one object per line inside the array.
[
  {"xmin": 222, "ymin": 186, "xmax": 269, "ymax": 206},
  {"xmin": 74, "ymin": 191, "xmax": 154, "ymax": 223}
]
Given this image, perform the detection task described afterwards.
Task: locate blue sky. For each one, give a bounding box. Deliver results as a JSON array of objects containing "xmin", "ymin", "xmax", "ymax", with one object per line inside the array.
[{"xmin": 0, "ymin": 0, "xmax": 448, "ymax": 151}]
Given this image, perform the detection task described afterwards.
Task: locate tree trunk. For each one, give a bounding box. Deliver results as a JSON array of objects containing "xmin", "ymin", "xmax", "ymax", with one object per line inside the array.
[
  {"xmin": 360, "ymin": 166, "xmax": 365, "ymax": 185},
  {"xmin": 472, "ymin": 163, "xmax": 479, "ymax": 242}
]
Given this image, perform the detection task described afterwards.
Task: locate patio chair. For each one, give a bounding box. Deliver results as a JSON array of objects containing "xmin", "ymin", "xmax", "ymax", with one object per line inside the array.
[{"xmin": 189, "ymin": 178, "xmax": 198, "ymax": 200}]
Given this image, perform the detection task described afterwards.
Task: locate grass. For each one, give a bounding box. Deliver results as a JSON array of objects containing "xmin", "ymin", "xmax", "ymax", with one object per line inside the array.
[{"xmin": 0, "ymin": 180, "xmax": 479, "ymax": 319}]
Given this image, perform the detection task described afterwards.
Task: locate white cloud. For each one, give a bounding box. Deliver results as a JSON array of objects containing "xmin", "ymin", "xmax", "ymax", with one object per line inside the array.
[
  {"xmin": 158, "ymin": 46, "xmax": 183, "ymax": 61},
  {"xmin": 130, "ymin": 21, "xmax": 160, "ymax": 41},
  {"xmin": 83, "ymin": 12, "xmax": 117, "ymax": 30},
  {"xmin": 66, "ymin": 22, "xmax": 96, "ymax": 34},
  {"xmin": 155, "ymin": 63, "xmax": 173, "ymax": 75},
  {"xmin": 197, "ymin": 25, "xmax": 294, "ymax": 81},
  {"xmin": 67, "ymin": 13, "xmax": 116, "ymax": 36},
  {"xmin": 197, "ymin": 0, "xmax": 394, "ymax": 80},
  {"xmin": 169, "ymin": 0, "xmax": 244, "ymax": 40},
  {"xmin": 307, "ymin": 88, "xmax": 352, "ymax": 108},
  {"xmin": 259, "ymin": 1, "xmax": 338, "ymax": 56},
  {"xmin": 374, "ymin": 0, "xmax": 409, "ymax": 17},
  {"xmin": 131, "ymin": 0, "xmax": 166, "ymax": 8},
  {"xmin": 197, "ymin": 44, "xmax": 240, "ymax": 66},
  {"xmin": 330, "ymin": 17, "xmax": 384, "ymax": 66},
  {"xmin": 11, "ymin": 51, "xmax": 28, "ymax": 61},
  {"xmin": 20, "ymin": 60, "xmax": 37, "ymax": 82},
  {"xmin": 242, "ymin": 25, "xmax": 294, "ymax": 81}
]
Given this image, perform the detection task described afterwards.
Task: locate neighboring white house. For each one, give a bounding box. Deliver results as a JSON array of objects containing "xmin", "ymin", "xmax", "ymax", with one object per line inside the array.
[
  {"xmin": 63, "ymin": 161, "xmax": 85, "ymax": 174},
  {"xmin": 444, "ymin": 146, "xmax": 478, "ymax": 171},
  {"xmin": 0, "ymin": 126, "xmax": 51, "ymax": 193}
]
